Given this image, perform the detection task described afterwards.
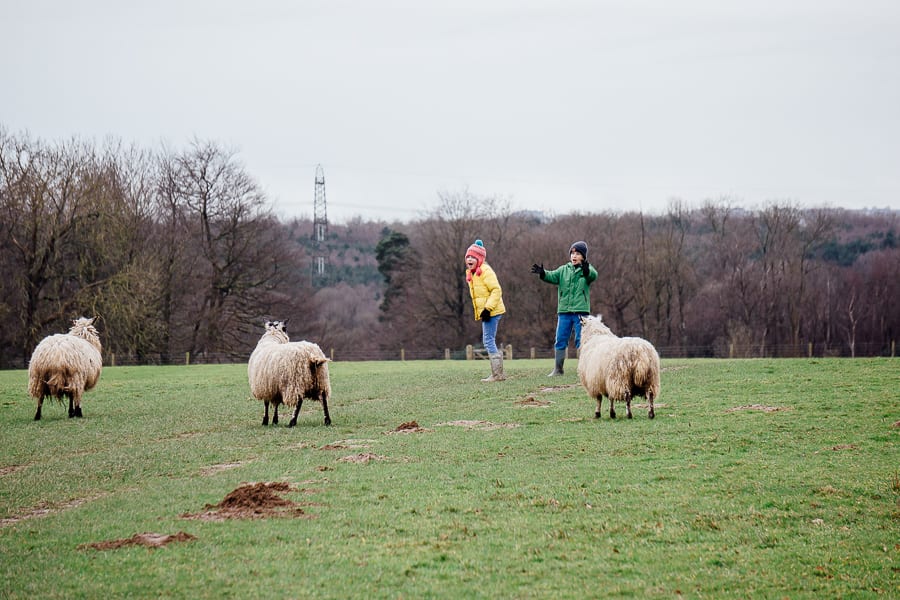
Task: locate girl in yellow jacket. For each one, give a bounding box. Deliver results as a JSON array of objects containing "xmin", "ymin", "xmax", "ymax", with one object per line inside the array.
[{"xmin": 465, "ymin": 239, "xmax": 507, "ymax": 381}]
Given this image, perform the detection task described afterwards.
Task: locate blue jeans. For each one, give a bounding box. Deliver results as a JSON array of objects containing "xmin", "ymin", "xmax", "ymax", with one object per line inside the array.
[
  {"xmin": 482, "ymin": 314, "xmax": 503, "ymax": 355},
  {"xmin": 554, "ymin": 312, "xmax": 586, "ymax": 350}
]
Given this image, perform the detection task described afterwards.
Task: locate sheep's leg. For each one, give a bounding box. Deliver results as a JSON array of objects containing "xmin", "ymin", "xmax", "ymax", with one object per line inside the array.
[
  {"xmin": 648, "ymin": 393, "xmax": 655, "ymax": 420},
  {"xmin": 594, "ymin": 395, "xmax": 603, "ymax": 419},
  {"xmin": 73, "ymin": 392, "xmax": 83, "ymax": 418},
  {"xmin": 272, "ymin": 402, "xmax": 279, "ymax": 426},
  {"xmin": 34, "ymin": 397, "xmax": 43, "ymax": 421},
  {"xmin": 262, "ymin": 401, "xmax": 270, "ymax": 426},
  {"xmin": 321, "ymin": 392, "xmax": 332, "ymax": 426},
  {"xmin": 67, "ymin": 393, "xmax": 76, "ymax": 418},
  {"xmin": 625, "ymin": 392, "xmax": 633, "ymax": 419},
  {"xmin": 288, "ymin": 398, "xmax": 303, "ymax": 428},
  {"xmin": 609, "ymin": 398, "xmax": 616, "ymax": 419}
]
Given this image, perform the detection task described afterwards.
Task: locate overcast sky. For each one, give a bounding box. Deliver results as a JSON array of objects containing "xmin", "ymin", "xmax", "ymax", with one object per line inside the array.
[{"xmin": 3, "ymin": 1, "xmax": 899, "ymax": 223}]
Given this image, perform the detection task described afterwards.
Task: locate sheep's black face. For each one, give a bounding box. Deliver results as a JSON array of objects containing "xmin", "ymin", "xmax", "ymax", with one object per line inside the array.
[{"xmin": 267, "ymin": 320, "xmax": 288, "ymax": 335}]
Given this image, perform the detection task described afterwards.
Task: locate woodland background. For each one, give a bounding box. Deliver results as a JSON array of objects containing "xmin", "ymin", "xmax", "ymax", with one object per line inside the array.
[{"xmin": 1, "ymin": 129, "xmax": 898, "ymax": 368}]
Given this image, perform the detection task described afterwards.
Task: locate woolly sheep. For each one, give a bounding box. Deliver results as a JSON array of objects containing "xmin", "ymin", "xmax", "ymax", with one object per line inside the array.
[
  {"xmin": 28, "ymin": 317, "xmax": 103, "ymax": 421},
  {"xmin": 248, "ymin": 320, "xmax": 332, "ymax": 427},
  {"xmin": 576, "ymin": 315, "xmax": 661, "ymax": 419}
]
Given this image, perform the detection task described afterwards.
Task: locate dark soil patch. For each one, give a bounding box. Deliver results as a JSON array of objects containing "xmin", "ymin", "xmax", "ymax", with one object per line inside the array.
[
  {"xmin": 0, "ymin": 465, "xmax": 27, "ymax": 477},
  {"xmin": 80, "ymin": 531, "xmax": 196, "ymax": 551},
  {"xmin": 181, "ymin": 482, "xmax": 313, "ymax": 521},
  {"xmin": 385, "ymin": 420, "xmax": 430, "ymax": 434}
]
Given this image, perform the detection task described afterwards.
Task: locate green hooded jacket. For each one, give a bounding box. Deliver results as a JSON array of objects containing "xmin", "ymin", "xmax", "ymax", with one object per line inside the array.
[{"xmin": 541, "ymin": 262, "xmax": 598, "ymax": 314}]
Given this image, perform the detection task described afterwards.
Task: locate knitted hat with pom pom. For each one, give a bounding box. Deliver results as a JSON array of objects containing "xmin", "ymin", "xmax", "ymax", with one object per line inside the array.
[
  {"xmin": 570, "ymin": 240, "xmax": 588, "ymax": 259},
  {"xmin": 466, "ymin": 239, "xmax": 487, "ymax": 281}
]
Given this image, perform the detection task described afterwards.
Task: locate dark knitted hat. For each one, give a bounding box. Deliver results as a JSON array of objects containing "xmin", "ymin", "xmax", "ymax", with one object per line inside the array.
[{"xmin": 570, "ymin": 241, "xmax": 588, "ymax": 259}]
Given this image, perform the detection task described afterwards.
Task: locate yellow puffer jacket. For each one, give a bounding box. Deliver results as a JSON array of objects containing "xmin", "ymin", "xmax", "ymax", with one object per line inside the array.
[{"xmin": 468, "ymin": 262, "xmax": 506, "ymax": 320}]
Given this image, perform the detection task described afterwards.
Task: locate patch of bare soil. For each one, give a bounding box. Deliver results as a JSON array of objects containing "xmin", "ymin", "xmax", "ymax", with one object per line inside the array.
[
  {"xmin": 181, "ymin": 482, "xmax": 313, "ymax": 521},
  {"xmin": 320, "ymin": 439, "xmax": 374, "ymax": 450},
  {"xmin": 338, "ymin": 453, "xmax": 385, "ymax": 464},
  {"xmin": 515, "ymin": 396, "xmax": 552, "ymax": 407},
  {"xmin": 385, "ymin": 421, "xmax": 431, "ymax": 434},
  {"xmin": 634, "ymin": 402, "xmax": 668, "ymax": 409},
  {"xmin": 725, "ymin": 404, "xmax": 790, "ymax": 413},
  {"xmin": 80, "ymin": 532, "xmax": 197, "ymax": 551},
  {"xmin": 198, "ymin": 461, "xmax": 249, "ymax": 476},
  {"xmin": 892, "ymin": 421, "xmax": 900, "ymax": 429},
  {"xmin": 435, "ymin": 420, "xmax": 521, "ymax": 431},
  {"xmin": 538, "ymin": 384, "xmax": 580, "ymax": 393},
  {"xmin": 1, "ymin": 495, "xmax": 103, "ymax": 528},
  {"xmin": 0, "ymin": 465, "xmax": 27, "ymax": 477},
  {"xmin": 813, "ymin": 444, "xmax": 859, "ymax": 454}
]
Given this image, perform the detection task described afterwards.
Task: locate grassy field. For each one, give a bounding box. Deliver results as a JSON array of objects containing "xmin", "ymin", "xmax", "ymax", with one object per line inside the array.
[{"xmin": 0, "ymin": 358, "xmax": 897, "ymax": 599}]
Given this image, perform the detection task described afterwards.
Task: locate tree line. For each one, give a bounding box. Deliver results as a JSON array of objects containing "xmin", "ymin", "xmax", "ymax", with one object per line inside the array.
[{"xmin": 1, "ymin": 127, "xmax": 897, "ymax": 368}]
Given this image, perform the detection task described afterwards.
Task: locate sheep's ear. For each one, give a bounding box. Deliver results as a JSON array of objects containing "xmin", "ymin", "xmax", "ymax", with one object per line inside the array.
[{"xmin": 283, "ymin": 317, "xmax": 291, "ymax": 325}]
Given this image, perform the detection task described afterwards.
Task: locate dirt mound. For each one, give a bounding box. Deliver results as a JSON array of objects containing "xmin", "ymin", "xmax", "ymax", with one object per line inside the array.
[
  {"xmin": 181, "ymin": 482, "xmax": 311, "ymax": 521},
  {"xmin": 515, "ymin": 396, "xmax": 552, "ymax": 407},
  {"xmin": 385, "ymin": 421, "xmax": 430, "ymax": 434},
  {"xmin": 338, "ymin": 453, "xmax": 385, "ymax": 464},
  {"xmin": 80, "ymin": 531, "xmax": 196, "ymax": 551}
]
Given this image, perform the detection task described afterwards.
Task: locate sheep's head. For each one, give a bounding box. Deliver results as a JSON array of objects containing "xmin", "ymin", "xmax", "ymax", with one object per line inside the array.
[
  {"xmin": 263, "ymin": 320, "xmax": 290, "ymax": 343},
  {"xmin": 579, "ymin": 314, "xmax": 614, "ymax": 339},
  {"xmin": 69, "ymin": 317, "xmax": 99, "ymax": 337},
  {"xmin": 68, "ymin": 317, "xmax": 101, "ymax": 350}
]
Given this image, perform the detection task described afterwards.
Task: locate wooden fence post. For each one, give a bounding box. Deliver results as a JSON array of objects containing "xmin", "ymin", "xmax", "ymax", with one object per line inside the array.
[
  {"xmin": 530, "ymin": 347, "xmax": 536, "ymax": 359},
  {"xmin": 400, "ymin": 348, "xmax": 405, "ymax": 361},
  {"xmin": 444, "ymin": 348, "xmax": 451, "ymax": 360},
  {"xmin": 466, "ymin": 344, "xmax": 474, "ymax": 360},
  {"xmin": 185, "ymin": 352, "xmax": 190, "ymax": 365}
]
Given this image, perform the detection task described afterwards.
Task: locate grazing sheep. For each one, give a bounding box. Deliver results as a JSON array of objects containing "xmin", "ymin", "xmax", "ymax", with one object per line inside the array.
[
  {"xmin": 248, "ymin": 320, "xmax": 332, "ymax": 427},
  {"xmin": 28, "ymin": 317, "xmax": 103, "ymax": 421},
  {"xmin": 576, "ymin": 315, "xmax": 660, "ymax": 419}
]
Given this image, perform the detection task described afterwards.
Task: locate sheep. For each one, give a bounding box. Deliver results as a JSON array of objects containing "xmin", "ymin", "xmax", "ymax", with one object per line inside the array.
[
  {"xmin": 248, "ymin": 320, "xmax": 332, "ymax": 427},
  {"xmin": 28, "ymin": 317, "xmax": 103, "ymax": 421},
  {"xmin": 576, "ymin": 315, "xmax": 661, "ymax": 420}
]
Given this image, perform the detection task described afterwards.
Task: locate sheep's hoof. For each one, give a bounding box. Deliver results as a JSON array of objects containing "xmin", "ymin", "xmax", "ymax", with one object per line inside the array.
[
  {"xmin": 593, "ymin": 411, "xmax": 601, "ymax": 419},
  {"xmin": 627, "ymin": 413, "xmax": 633, "ymax": 419},
  {"xmin": 287, "ymin": 419, "xmax": 297, "ymax": 428},
  {"xmin": 610, "ymin": 412, "xmax": 616, "ymax": 419},
  {"xmin": 34, "ymin": 413, "xmax": 41, "ymax": 421},
  {"xmin": 324, "ymin": 417, "xmax": 332, "ymax": 426},
  {"xmin": 648, "ymin": 410, "xmax": 655, "ymax": 419},
  {"xmin": 261, "ymin": 417, "xmax": 269, "ymax": 426},
  {"xmin": 74, "ymin": 407, "xmax": 83, "ymax": 418}
]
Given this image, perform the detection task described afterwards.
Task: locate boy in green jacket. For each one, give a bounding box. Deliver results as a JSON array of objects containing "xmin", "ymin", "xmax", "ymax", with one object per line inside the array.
[{"xmin": 530, "ymin": 241, "xmax": 598, "ymax": 376}]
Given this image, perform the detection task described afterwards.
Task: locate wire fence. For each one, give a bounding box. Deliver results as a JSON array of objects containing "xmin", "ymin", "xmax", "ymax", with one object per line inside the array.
[
  {"xmin": 2, "ymin": 340, "xmax": 894, "ymax": 370},
  {"xmin": 86, "ymin": 340, "xmax": 900, "ymax": 367}
]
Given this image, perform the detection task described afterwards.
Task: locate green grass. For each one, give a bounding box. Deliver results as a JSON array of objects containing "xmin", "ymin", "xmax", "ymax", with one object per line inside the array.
[{"xmin": 1, "ymin": 358, "xmax": 898, "ymax": 598}]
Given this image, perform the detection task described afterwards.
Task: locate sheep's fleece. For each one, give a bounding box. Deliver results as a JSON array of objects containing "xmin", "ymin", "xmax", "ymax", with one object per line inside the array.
[
  {"xmin": 28, "ymin": 317, "xmax": 102, "ymax": 420},
  {"xmin": 248, "ymin": 320, "xmax": 332, "ymax": 427},
  {"xmin": 576, "ymin": 315, "xmax": 660, "ymax": 419}
]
